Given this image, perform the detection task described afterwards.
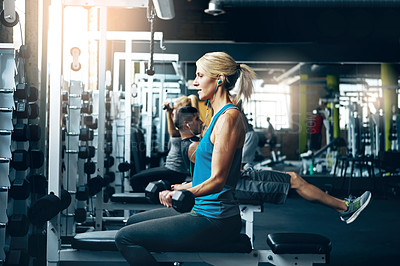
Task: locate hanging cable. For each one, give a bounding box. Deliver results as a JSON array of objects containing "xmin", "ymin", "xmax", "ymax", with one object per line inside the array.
[{"xmin": 146, "ymin": 0, "xmax": 156, "ymax": 76}]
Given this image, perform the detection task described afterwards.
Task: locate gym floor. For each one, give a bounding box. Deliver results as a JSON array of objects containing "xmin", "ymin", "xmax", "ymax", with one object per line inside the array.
[{"xmin": 253, "ymin": 194, "xmax": 400, "ymax": 266}]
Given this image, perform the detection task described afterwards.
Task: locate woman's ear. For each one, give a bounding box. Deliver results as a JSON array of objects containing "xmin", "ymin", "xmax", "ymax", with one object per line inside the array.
[{"xmin": 217, "ymin": 74, "xmax": 225, "ymax": 85}]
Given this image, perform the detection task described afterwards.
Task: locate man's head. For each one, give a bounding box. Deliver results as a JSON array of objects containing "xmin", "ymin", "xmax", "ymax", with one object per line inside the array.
[{"xmin": 174, "ymin": 106, "xmax": 202, "ymax": 136}]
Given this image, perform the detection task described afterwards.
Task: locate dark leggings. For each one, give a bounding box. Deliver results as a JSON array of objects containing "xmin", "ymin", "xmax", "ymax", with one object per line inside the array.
[
  {"xmin": 115, "ymin": 207, "xmax": 242, "ymax": 266},
  {"xmin": 129, "ymin": 166, "xmax": 188, "ymax": 192}
]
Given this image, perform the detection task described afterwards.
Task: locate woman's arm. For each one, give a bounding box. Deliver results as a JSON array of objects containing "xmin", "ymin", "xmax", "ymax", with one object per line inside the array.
[
  {"xmin": 188, "ymin": 109, "xmax": 245, "ymax": 197},
  {"xmin": 188, "ymin": 142, "xmax": 199, "ymax": 163}
]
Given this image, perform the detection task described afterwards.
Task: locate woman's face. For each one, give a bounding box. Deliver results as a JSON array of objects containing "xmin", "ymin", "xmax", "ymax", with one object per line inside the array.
[{"xmin": 193, "ymin": 67, "xmax": 218, "ymax": 101}]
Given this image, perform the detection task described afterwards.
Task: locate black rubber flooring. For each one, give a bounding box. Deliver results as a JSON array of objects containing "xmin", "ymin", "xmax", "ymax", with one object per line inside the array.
[{"xmin": 253, "ymin": 195, "xmax": 400, "ymax": 266}]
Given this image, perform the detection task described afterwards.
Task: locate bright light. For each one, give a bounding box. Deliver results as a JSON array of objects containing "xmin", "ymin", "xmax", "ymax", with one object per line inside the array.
[{"xmin": 63, "ymin": 7, "xmax": 89, "ymax": 86}]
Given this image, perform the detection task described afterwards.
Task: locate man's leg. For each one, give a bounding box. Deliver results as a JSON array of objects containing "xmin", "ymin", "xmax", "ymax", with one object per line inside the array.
[
  {"xmin": 287, "ymin": 172, "xmax": 372, "ymax": 224},
  {"xmin": 287, "ymin": 172, "xmax": 346, "ymax": 212}
]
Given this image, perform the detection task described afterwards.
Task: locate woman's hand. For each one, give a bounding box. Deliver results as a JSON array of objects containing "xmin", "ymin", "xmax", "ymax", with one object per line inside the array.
[
  {"xmin": 159, "ymin": 190, "xmax": 175, "ymax": 207},
  {"xmin": 171, "ymin": 182, "xmax": 192, "ymax": 191}
]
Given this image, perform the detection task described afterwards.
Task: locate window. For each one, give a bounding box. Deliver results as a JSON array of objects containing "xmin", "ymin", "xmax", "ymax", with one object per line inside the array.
[{"xmin": 242, "ymin": 81, "xmax": 291, "ymax": 130}]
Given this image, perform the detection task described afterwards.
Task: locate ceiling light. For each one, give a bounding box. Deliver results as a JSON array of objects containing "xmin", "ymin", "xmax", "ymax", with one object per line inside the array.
[{"xmin": 204, "ymin": 1, "xmax": 225, "ymax": 16}]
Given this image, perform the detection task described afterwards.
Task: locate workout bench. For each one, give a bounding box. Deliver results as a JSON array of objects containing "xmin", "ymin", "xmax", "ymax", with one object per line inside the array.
[
  {"xmin": 105, "ymin": 193, "xmax": 262, "ymax": 246},
  {"xmin": 60, "ymin": 193, "xmax": 331, "ymax": 266},
  {"xmin": 61, "ymin": 230, "xmax": 331, "ymax": 266}
]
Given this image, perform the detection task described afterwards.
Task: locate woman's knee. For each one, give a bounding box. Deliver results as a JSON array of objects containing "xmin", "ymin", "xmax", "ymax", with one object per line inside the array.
[{"xmin": 114, "ymin": 228, "xmax": 126, "ymax": 249}]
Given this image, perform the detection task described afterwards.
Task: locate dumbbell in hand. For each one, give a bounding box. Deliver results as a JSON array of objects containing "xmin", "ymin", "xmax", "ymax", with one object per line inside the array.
[{"xmin": 145, "ymin": 180, "xmax": 194, "ymax": 213}]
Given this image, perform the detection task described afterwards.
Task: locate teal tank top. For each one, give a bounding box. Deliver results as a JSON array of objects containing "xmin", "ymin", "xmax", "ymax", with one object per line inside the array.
[{"xmin": 192, "ymin": 103, "xmax": 242, "ymax": 219}]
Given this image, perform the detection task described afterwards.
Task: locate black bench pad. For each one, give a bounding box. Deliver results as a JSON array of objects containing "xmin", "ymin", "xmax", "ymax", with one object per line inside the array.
[
  {"xmin": 72, "ymin": 230, "xmax": 252, "ymax": 253},
  {"xmin": 267, "ymin": 233, "xmax": 332, "ymax": 254},
  {"xmin": 72, "ymin": 230, "xmax": 119, "ymax": 251},
  {"xmin": 110, "ymin": 192, "xmax": 151, "ymax": 204}
]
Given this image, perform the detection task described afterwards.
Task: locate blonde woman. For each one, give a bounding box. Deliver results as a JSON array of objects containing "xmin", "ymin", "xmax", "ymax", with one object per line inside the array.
[{"xmin": 116, "ymin": 52, "xmax": 255, "ymax": 265}]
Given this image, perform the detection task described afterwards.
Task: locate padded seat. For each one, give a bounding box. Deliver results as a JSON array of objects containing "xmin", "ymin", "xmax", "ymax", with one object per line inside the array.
[
  {"xmin": 71, "ymin": 230, "xmax": 252, "ymax": 253},
  {"xmin": 267, "ymin": 233, "xmax": 332, "ymax": 254},
  {"xmin": 110, "ymin": 192, "xmax": 150, "ymax": 204},
  {"xmin": 72, "ymin": 230, "xmax": 119, "ymax": 251}
]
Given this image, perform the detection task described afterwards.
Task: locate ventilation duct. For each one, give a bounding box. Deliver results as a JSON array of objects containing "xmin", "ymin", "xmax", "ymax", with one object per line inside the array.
[{"xmin": 205, "ymin": 0, "xmax": 400, "ymax": 15}]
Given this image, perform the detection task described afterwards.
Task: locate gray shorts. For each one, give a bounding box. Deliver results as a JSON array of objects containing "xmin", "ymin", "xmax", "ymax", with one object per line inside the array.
[{"xmin": 235, "ymin": 168, "xmax": 291, "ymax": 204}]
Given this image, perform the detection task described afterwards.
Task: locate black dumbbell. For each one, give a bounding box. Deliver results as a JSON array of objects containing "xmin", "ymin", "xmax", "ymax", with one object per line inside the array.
[
  {"xmin": 104, "ymin": 143, "xmax": 112, "ymax": 154},
  {"xmin": 84, "ymin": 161, "xmax": 96, "ymax": 175},
  {"xmin": 14, "ymin": 101, "xmax": 30, "ymax": 119},
  {"xmin": 8, "ymin": 214, "xmax": 30, "ymax": 236},
  {"xmin": 145, "ymin": 180, "xmax": 195, "ymax": 213},
  {"xmin": 104, "ymin": 171, "xmax": 115, "ymax": 185},
  {"xmin": 15, "ymin": 83, "xmax": 30, "ymax": 99},
  {"xmin": 145, "ymin": 180, "xmax": 171, "ymax": 204},
  {"xmin": 172, "ymin": 190, "xmax": 195, "ymax": 213},
  {"xmin": 105, "ymin": 130, "xmax": 112, "ymax": 142},
  {"xmin": 76, "ymin": 185, "xmax": 89, "ymax": 201},
  {"xmin": 118, "ymin": 162, "xmax": 131, "ymax": 173},
  {"xmin": 28, "ymin": 191, "xmax": 70, "ymax": 227},
  {"xmin": 79, "ymin": 128, "xmax": 94, "ymax": 141},
  {"xmin": 74, "ymin": 208, "xmax": 87, "ymax": 223},
  {"xmin": 104, "ymin": 156, "xmax": 114, "ymax": 168},
  {"xmin": 9, "ymin": 178, "xmax": 31, "ymax": 200},
  {"xmin": 29, "ymin": 102, "xmax": 39, "ymax": 119},
  {"xmin": 103, "ymin": 185, "xmax": 115, "ymax": 203},
  {"xmin": 28, "ymin": 86, "xmax": 38, "ymax": 102},
  {"xmin": 87, "ymin": 175, "xmax": 104, "ymax": 196},
  {"xmin": 12, "ymin": 123, "xmax": 30, "ymax": 141},
  {"xmin": 83, "ymin": 115, "xmax": 98, "ymax": 129},
  {"xmin": 78, "ymin": 146, "xmax": 95, "ymax": 159},
  {"xmin": 29, "ymin": 124, "xmax": 41, "ymax": 141},
  {"xmin": 11, "ymin": 150, "xmax": 30, "ymax": 171},
  {"xmin": 30, "ymin": 150, "xmax": 44, "ymax": 169}
]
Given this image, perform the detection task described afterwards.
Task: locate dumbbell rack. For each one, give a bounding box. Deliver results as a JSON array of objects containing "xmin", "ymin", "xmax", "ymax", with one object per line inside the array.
[
  {"xmin": 62, "ymin": 81, "xmax": 87, "ymax": 238},
  {"xmin": 6, "ymin": 43, "xmax": 45, "ymax": 265},
  {"xmin": 0, "ymin": 44, "xmax": 15, "ymax": 264}
]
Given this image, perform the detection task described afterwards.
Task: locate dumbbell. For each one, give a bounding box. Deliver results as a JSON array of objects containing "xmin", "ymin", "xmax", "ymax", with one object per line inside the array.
[
  {"xmin": 28, "ymin": 86, "xmax": 38, "ymax": 102},
  {"xmin": 29, "ymin": 124, "xmax": 41, "ymax": 141},
  {"xmin": 15, "ymin": 83, "xmax": 30, "ymax": 100},
  {"xmin": 9, "ymin": 178, "xmax": 31, "ymax": 200},
  {"xmin": 104, "ymin": 156, "xmax": 114, "ymax": 168},
  {"xmin": 79, "ymin": 128, "xmax": 94, "ymax": 141},
  {"xmin": 145, "ymin": 180, "xmax": 195, "ymax": 213},
  {"xmin": 103, "ymin": 171, "xmax": 115, "ymax": 185},
  {"xmin": 81, "ymin": 101, "xmax": 93, "ymax": 114},
  {"xmin": 8, "ymin": 214, "xmax": 30, "ymax": 236},
  {"xmin": 14, "ymin": 101, "xmax": 30, "ymax": 119},
  {"xmin": 12, "ymin": 123, "xmax": 30, "ymax": 141},
  {"xmin": 145, "ymin": 180, "xmax": 171, "ymax": 204},
  {"xmin": 83, "ymin": 115, "xmax": 98, "ymax": 129},
  {"xmin": 78, "ymin": 146, "xmax": 95, "ymax": 159},
  {"xmin": 28, "ymin": 189, "xmax": 71, "ymax": 227},
  {"xmin": 104, "ymin": 143, "xmax": 112, "ymax": 154}
]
